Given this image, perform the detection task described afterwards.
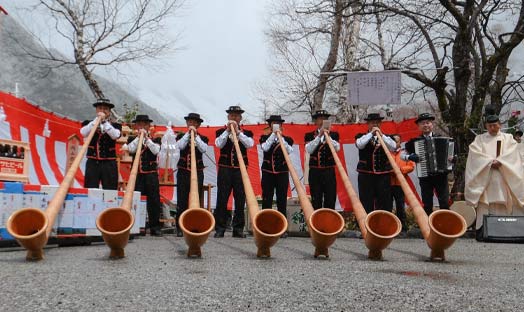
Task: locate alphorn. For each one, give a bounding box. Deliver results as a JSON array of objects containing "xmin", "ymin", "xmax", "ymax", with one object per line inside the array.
[
  {"xmin": 7, "ymin": 116, "xmax": 103, "ymax": 260},
  {"xmin": 324, "ymin": 133, "xmax": 401, "ymax": 260},
  {"xmin": 178, "ymin": 130, "xmax": 215, "ymax": 257},
  {"xmin": 375, "ymin": 132, "xmax": 466, "ymax": 261},
  {"xmin": 230, "ymin": 124, "xmax": 288, "ymax": 257},
  {"xmin": 96, "ymin": 131, "xmax": 144, "ymax": 259},
  {"xmin": 276, "ymin": 131, "xmax": 345, "ymax": 257}
]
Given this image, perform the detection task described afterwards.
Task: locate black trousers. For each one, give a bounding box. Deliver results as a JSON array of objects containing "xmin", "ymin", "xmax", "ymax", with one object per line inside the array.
[
  {"xmin": 419, "ymin": 173, "xmax": 449, "ymax": 215},
  {"xmin": 84, "ymin": 159, "xmax": 118, "ymax": 190},
  {"xmin": 135, "ymin": 172, "xmax": 161, "ymax": 230},
  {"xmin": 261, "ymin": 171, "xmax": 289, "ymax": 216},
  {"xmin": 214, "ymin": 167, "xmax": 245, "ymax": 232},
  {"xmin": 358, "ymin": 173, "xmax": 392, "ymax": 213},
  {"xmin": 176, "ymin": 169, "xmax": 204, "ymax": 230},
  {"xmin": 309, "ymin": 167, "xmax": 337, "ymax": 210},
  {"xmin": 391, "ymin": 185, "xmax": 406, "ymax": 229}
]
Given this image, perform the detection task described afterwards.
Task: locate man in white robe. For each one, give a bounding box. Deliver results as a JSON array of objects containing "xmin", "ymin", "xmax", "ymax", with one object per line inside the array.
[{"xmin": 465, "ymin": 115, "xmax": 524, "ymax": 235}]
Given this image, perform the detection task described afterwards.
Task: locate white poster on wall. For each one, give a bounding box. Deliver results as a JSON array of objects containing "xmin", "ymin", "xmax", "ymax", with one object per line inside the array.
[{"xmin": 347, "ymin": 70, "xmax": 401, "ymax": 106}]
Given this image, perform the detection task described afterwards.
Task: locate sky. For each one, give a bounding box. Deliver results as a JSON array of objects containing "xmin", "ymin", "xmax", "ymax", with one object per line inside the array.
[{"xmin": 1, "ymin": 0, "xmax": 272, "ymax": 125}]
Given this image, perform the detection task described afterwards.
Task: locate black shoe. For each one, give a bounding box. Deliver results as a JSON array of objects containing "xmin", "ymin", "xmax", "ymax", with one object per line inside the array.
[
  {"xmin": 280, "ymin": 232, "xmax": 288, "ymax": 239},
  {"xmin": 232, "ymin": 230, "xmax": 246, "ymax": 238},
  {"xmin": 176, "ymin": 229, "xmax": 183, "ymax": 237},
  {"xmin": 214, "ymin": 231, "xmax": 224, "ymax": 238},
  {"xmin": 151, "ymin": 229, "xmax": 163, "ymax": 237}
]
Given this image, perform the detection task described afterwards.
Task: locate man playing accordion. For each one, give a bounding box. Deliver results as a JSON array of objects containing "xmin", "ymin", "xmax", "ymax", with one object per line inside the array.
[{"xmin": 402, "ymin": 113, "xmax": 456, "ymax": 216}]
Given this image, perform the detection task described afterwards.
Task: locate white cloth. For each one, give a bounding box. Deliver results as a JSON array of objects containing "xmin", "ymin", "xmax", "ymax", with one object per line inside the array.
[{"xmin": 465, "ymin": 131, "xmax": 524, "ymax": 229}]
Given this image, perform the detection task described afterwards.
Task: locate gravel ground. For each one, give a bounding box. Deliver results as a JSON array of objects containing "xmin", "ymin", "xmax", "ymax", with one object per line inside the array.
[{"xmin": 0, "ymin": 235, "xmax": 522, "ymax": 312}]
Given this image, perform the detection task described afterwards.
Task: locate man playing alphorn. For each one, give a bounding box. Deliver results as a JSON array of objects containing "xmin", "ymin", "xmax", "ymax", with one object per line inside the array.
[
  {"xmin": 127, "ymin": 115, "xmax": 162, "ymax": 236},
  {"xmin": 175, "ymin": 113, "xmax": 209, "ymax": 237},
  {"xmin": 260, "ymin": 115, "xmax": 293, "ymax": 238}
]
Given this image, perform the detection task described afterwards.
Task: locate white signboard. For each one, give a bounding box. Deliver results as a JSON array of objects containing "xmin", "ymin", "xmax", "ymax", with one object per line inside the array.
[{"xmin": 347, "ymin": 70, "xmax": 401, "ymax": 106}]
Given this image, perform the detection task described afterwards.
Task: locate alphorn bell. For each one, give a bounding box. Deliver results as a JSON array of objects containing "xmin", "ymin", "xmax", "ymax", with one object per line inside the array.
[
  {"xmin": 229, "ymin": 124, "xmax": 288, "ymax": 257},
  {"xmin": 7, "ymin": 116, "xmax": 103, "ymax": 260},
  {"xmin": 96, "ymin": 131, "xmax": 144, "ymax": 259},
  {"xmin": 324, "ymin": 133, "xmax": 401, "ymax": 260},
  {"xmin": 276, "ymin": 131, "xmax": 345, "ymax": 257},
  {"xmin": 178, "ymin": 130, "xmax": 215, "ymax": 257},
  {"xmin": 375, "ymin": 133, "xmax": 466, "ymax": 261}
]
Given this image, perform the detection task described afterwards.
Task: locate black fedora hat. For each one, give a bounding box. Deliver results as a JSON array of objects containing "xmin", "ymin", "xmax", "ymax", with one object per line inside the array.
[
  {"xmin": 364, "ymin": 113, "xmax": 384, "ymax": 121},
  {"xmin": 184, "ymin": 112, "xmax": 204, "ymax": 123},
  {"xmin": 226, "ymin": 105, "xmax": 245, "ymax": 114},
  {"xmin": 266, "ymin": 115, "xmax": 285, "ymax": 123},
  {"xmin": 312, "ymin": 110, "xmax": 331, "ymax": 119},
  {"xmin": 132, "ymin": 114, "xmax": 153, "ymax": 123},
  {"xmin": 415, "ymin": 113, "xmax": 435, "ymax": 124},
  {"xmin": 92, "ymin": 98, "xmax": 114, "ymax": 109}
]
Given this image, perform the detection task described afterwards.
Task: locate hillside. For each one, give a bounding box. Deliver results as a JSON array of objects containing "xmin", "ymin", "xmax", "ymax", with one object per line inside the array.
[{"xmin": 0, "ymin": 12, "xmax": 177, "ymax": 124}]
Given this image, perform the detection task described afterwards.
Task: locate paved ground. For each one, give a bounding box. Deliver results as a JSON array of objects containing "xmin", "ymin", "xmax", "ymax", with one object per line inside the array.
[{"xmin": 0, "ymin": 235, "xmax": 522, "ymax": 311}]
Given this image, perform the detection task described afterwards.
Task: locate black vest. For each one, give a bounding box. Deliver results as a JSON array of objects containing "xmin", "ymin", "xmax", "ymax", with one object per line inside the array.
[
  {"xmin": 304, "ymin": 130, "xmax": 339, "ymax": 168},
  {"xmin": 260, "ymin": 134, "xmax": 293, "ymax": 173},
  {"xmin": 82, "ymin": 120, "xmax": 122, "ymax": 160},
  {"xmin": 216, "ymin": 127, "xmax": 254, "ymax": 168},
  {"xmin": 176, "ymin": 132, "xmax": 209, "ymax": 171},
  {"xmin": 127, "ymin": 136, "xmax": 160, "ymax": 173},
  {"xmin": 355, "ymin": 132, "xmax": 392, "ymax": 174}
]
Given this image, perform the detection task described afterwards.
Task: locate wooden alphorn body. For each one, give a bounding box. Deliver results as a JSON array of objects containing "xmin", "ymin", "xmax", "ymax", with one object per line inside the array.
[
  {"xmin": 7, "ymin": 117, "xmax": 103, "ymax": 260},
  {"xmin": 178, "ymin": 130, "xmax": 215, "ymax": 257},
  {"xmin": 375, "ymin": 132, "xmax": 466, "ymax": 261},
  {"xmin": 276, "ymin": 131, "xmax": 345, "ymax": 257},
  {"xmin": 324, "ymin": 133, "xmax": 401, "ymax": 260},
  {"xmin": 230, "ymin": 124, "xmax": 287, "ymax": 257},
  {"xmin": 96, "ymin": 131, "xmax": 145, "ymax": 259}
]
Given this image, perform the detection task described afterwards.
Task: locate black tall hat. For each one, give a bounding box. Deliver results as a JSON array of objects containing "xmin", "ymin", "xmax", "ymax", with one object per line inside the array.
[{"xmin": 484, "ymin": 105, "xmax": 499, "ymax": 124}]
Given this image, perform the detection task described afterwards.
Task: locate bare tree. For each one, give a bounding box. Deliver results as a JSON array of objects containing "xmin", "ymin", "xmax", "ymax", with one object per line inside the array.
[
  {"xmin": 16, "ymin": 0, "xmax": 181, "ymax": 100},
  {"xmin": 265, "ymin": 0, "xmax": 349, "ymax": 121},
  {"xmin": 351, "ymin": 0, "xmax": 524, "ymax": 191},
  {"xmin": 264, "ymin": 0, "xmax": 524, "ymax": 191}
]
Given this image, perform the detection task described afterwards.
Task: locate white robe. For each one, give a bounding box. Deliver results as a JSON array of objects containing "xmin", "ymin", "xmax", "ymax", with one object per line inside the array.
[{"xmin": 464, "ymin": 132, "xmax": 524, "ymax": 229}]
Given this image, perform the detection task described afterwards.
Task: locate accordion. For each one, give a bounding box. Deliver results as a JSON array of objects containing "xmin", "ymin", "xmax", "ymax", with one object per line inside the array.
[{"xmin": 411, "ymin": 137, "xmax": 454, "ymax": 178}]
